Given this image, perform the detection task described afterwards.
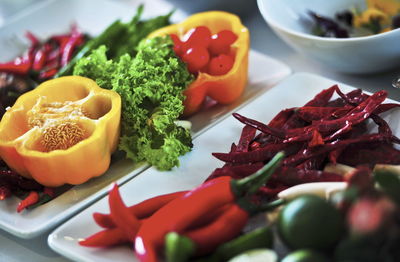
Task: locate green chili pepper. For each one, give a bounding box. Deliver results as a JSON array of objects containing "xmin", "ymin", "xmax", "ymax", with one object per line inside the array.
[{"xmin": 165, "ymin": 232, "xmax": 195, "ymax": 262}]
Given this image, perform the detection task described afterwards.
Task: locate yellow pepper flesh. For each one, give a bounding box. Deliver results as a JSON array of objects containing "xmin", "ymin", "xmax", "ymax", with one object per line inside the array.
[
  {"xmin": 149, "ymin": 11, "xmax": 250, "ymax": 116},
  {"xmin": 0, "ymin": 76, "xmax": 121, "ymax": 187}
]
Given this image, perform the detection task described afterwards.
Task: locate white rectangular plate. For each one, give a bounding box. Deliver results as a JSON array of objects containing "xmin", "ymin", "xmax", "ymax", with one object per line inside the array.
[
  {"xmin": 0, "ymin": 0, "xmax": 291, "ymax": 238},
  {"xmin": 49, "ymin": 72, "xmax": 400, "ymax": 261}
]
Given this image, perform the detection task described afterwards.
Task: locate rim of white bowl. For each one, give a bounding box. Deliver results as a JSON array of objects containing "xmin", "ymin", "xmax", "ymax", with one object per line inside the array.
[{"xmin": 257, "ymin": 0, "xmax": 400, "ymax": 43}]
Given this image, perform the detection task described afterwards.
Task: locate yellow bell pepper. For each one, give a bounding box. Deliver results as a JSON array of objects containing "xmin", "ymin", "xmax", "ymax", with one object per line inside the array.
[
  {"xmin": 0, "ymin": 76, "xmax": 121, "ymax": 187},
  {"xmin": 353, "ymin": 8, "xmax": 390, "ymax": 28},
  {"xmin": 366, "ymin": 0, "xmax": 400, "ymax": 16},
  {"xmin": 149, "ymin": 11, "xmax": 250, "ymax": 116}
]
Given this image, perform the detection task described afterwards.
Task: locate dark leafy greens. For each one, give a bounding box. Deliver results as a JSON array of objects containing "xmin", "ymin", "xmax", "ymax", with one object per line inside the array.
[{"xmin": 56, "ymin": 5, "xmax": 172, "ymax": 77}]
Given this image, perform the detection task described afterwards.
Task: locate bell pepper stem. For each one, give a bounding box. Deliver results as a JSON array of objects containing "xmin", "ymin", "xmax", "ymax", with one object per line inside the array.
[{"xmin": 231, "ymin": 152, "xmax": 284, "ymax": 197}]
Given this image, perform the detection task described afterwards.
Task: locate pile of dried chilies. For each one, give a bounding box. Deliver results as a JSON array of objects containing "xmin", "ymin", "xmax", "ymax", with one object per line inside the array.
[
  {"xmin": 208, "ymin": 85, "xmax": 400, "ymax": 200},
  {"xmin": 0, "ymin": 160, "xmax": 57, "ymax": 212},
  {"xmin": 0, "ymin": 25, "xmax": 86, "ymax": 82},
  {"xmin": 80, "ymin": 152, "xmax": 284, "ymax": 262}
]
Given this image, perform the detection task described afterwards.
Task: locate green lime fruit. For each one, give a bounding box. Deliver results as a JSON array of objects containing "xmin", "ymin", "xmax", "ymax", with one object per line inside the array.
[{"xmin": 277, "ymin": 194, "xmax": 345, "ymax": 250}]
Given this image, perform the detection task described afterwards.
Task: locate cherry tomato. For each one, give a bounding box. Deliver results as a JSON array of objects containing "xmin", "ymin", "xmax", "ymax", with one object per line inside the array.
[
  {"xmin": 170, "ymin": 34, "xmax": 184, "ymax": 56},
  {"xmin": 182, "ymin": 46, "xmax": 210, "ymax": 73},
  {"xmin": 207, "ymin": 54, "xmax": 234, "ymax": 76},
  {"xmin": 209, "ymin": 30, "xmax": 238, "ymax": 56},
  {"xmin": 183, "ymin": 26, "xmax": 212, "ymax": 48}
]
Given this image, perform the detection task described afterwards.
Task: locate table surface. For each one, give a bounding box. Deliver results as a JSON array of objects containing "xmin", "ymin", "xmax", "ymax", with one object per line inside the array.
[{"xmin": 1, "ymin": 1, "xmax": 400, "ymax": 261}]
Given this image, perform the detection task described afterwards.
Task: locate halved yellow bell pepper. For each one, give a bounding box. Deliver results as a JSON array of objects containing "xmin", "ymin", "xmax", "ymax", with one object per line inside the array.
[
  {"xmin": 149, "ymin": 11, "xmax": 250, "ymax": 116},
  {"xmin": 0, "ymin": 76, "xmax": 121, "ymax": 187}
]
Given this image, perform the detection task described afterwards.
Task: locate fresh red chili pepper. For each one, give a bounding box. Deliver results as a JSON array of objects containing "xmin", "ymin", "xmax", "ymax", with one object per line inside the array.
[
  {"xmin": 17, "ymin": 191, "xmax": 39, "ymax": 213},
  {"xmin": 134, "ymin": 152, "xmax": 284, "ymax": 262},
  {"xmin": 93, "ymin": 191, "xmax": 188, "ymax": 229},
  {"xmin": 0, "ymin": 58, "xmax": 31, "ymax": 75},
  {"xmin": 184, "ymin": 204, "xmax": 249, "ymax": 255},
  {"xmin": 79, "ymin": 227, "xmax": 130, "ymax": 247},
  {"xmin": 39, "ymin": 68, "xmax": 58, "ymax": 80},
  {"xmin": 60, "ymin": 33, "xmax": 83, "ymax": 67},
  {"xmin": 25, "ymin": 31, "xmax": 40, "ymax": 46},
  {"xmin": 32, "ymin": 47, "xmax": 47, "ymax": 72},
  {"xmin": 108, "ymin": 184, "xmax": 141, "ymax": 242}
]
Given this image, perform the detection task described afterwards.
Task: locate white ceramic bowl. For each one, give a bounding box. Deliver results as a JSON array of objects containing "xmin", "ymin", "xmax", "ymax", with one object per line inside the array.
[{"xmin": 257, "ymin": 0, "xmax": 400, "ymax": 74}]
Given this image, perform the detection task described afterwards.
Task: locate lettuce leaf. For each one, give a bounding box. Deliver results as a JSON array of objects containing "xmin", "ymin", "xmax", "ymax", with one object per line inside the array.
[{"xmin": 74, "ymin": 36, "xmax": 194, "ymax": 170}]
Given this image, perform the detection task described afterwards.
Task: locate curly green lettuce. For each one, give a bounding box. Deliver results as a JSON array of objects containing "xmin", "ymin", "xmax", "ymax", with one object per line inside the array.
[{"xmin": 73, "ymin": 36, "xmax": 194, "ymax": 170}]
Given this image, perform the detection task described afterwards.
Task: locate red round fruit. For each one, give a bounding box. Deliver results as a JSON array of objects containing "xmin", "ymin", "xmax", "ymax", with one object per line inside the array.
[
  {"xmin": 209, "ymin": 30, "xmax": 238, "ymax": 56},
  {"xmin": 170, "ymin": 34, "xmax": 184, "ymax": 56},
  {"xmin": 183, "ymin": 26, "xmax": 212, "ymax": 48},
  {"xmin": 207, "ymin": 54, "xmax": 234, "ymax": 75},
  {"xmin": 182, "ymin": 46, "xmax": 210, "ymax": 73}
]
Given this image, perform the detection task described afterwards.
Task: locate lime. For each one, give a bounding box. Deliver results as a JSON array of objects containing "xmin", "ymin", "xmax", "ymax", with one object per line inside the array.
[
  {"xmin": 277, "ymin": 194, "xmax": 345, "ymax": 250},
  {"xmin": 281, "ymin": 249, "xmax": 329, "ymax": 262}
]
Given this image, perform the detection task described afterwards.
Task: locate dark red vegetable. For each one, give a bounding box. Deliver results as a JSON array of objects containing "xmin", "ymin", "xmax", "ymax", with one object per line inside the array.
[
  {"xmin": 79, "ymin": 227, "xmax": 129, "ymax": 247},
  {"xmin": 184, "ymin": 204, "xmax": 248, "ymax": 255},
  {"xmin": 134, "ymin": 153, "xmax": 283, "ymax": 262},
  {"xmin": 208, "ymin": 85, "xmax": 400, "ymax": 200},
  {"xmin": 93, "ymin": 190, "xmax": 187, "ymax": 229},
  {"xmin": 0, "ymin": 186, "xmax": 11, "ymax": 200},
  {"xmin": 207, "ymin": 54, "xmax": 234, "ymax": 76},
  {"xmin": 108, "ymin": 184, "xmax": 141, "ymax": 242},
  {"xmin": 17, "ymin": 191, "xmax": 39, "ymax": 213},
  {"xmin": 0, "ymin": 26, "xmax": 86, "ymax": 82}
]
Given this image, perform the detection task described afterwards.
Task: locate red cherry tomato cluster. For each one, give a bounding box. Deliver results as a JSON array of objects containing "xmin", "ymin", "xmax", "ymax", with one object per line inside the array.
[{"xmin": 171, "ymin": 26, "xmax": 237, "ymax": 76}]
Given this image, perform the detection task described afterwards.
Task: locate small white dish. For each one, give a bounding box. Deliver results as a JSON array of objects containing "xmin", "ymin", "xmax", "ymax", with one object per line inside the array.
[
  {"xmin": 257, "ymin": 0, "xmax": 400, "ymax": 74},
  {"xmin": 0, "ymin": 0, "xmax": 291, "ymax": 238},
  {"xmin": 48, "ymin": 72, "xmax": 400, "ymax": 261}
]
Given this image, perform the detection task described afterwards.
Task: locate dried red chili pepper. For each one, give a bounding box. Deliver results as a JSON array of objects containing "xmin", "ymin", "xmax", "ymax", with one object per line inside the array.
[
  {"xmin": 93, "ymin": 190, "xmax": 188, "ymax": 229},
  {"xmin": 16, "ymin": 191, "xmax": 39, "ymax": 213},
  {"xmin": 212, "ymin": 143, "xmax": 300, "ymax": 164},
  {"xmin": 236, "ymin": 125, "xmax": 256, "ymax": 152},
  {"xmin": 270, "ymin": 166, "xmax": 344, "ymax": 186},
  {"xmin": 206, "ymin": 162, "xmax": 264, "ymax": 181},
  {"xmin": 0, "ymin": 185, "xmax": 11, "ymax": 200},
  {"xmin": 297, "ymin": 106, "xmax": 343, "ymax": 122},
  {"xmin": 134, "ymin": 152, "xmax": 284, "ymax": 262},
  {"xmin": 268, "ymin": 108, "xmax": 296, "ymax": 128}
]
